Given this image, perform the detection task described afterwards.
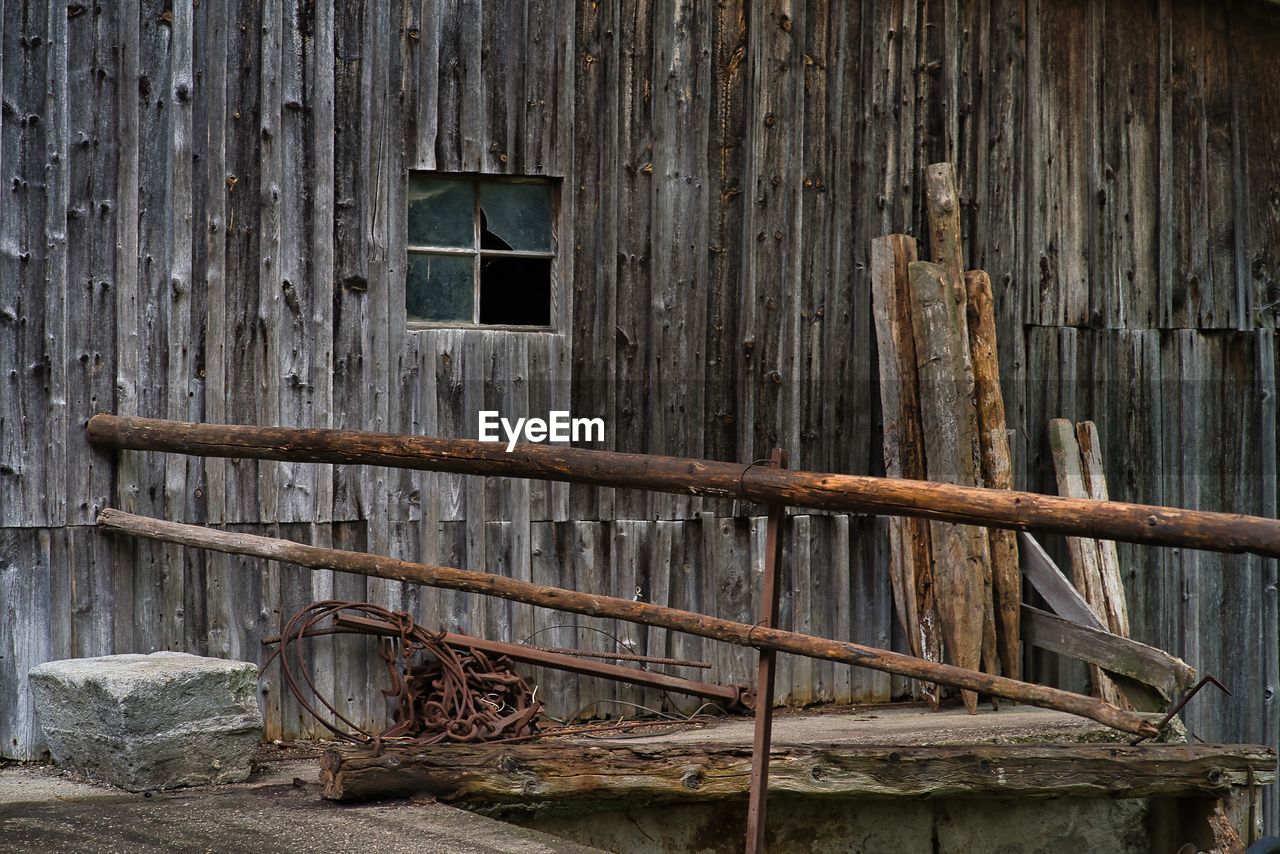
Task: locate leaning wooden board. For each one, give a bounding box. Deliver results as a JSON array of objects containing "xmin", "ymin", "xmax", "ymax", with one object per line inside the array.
[{"xmin": 870, "ymin": 234, "xmax": 942, "ymax": 705}]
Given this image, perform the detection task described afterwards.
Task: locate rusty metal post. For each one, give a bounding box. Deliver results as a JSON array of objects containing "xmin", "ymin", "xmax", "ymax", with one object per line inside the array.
[{"xmin": 746, "ymin": 448, "xmax": 787, "ymax": 854}]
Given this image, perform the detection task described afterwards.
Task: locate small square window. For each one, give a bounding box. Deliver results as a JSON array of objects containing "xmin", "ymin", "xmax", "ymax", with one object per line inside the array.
[{"xmin": 406, "ymin": 173, "xmax": 555, "ymax": 329}]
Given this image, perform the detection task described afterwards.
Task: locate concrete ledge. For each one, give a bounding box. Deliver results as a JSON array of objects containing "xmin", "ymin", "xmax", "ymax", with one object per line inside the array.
[{"xmin": 28, "ymin": 652, "xmax": 262, "ymax": 791}]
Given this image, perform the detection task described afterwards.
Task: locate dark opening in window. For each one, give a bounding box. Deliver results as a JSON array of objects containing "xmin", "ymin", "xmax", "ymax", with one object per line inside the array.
[{"xmin": 406, "ymin": 174, "xmax": 555, "ymax": 328}]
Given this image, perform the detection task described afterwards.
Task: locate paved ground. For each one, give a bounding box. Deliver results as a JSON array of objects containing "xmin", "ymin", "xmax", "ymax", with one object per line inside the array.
[{"xmin": 0, "ymin": 759, "xmax": 603, "ymax": 854}]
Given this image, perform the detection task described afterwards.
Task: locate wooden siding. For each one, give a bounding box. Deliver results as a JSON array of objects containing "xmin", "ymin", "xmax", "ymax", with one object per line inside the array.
[{"xmin": 1, "ymin": 0, "xmax": 1278, "ymax": 825}]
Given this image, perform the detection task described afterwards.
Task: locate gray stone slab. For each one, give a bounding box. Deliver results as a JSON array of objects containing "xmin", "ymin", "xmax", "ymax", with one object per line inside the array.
[{"xmin": 28, "ymin": 652, "xmax": 262, "ymax": 791}]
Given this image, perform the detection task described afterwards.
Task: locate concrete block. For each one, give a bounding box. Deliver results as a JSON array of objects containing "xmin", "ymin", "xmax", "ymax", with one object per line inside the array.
[{"xmin": 28, "ymin": 652, "xmax": 262, "ymax": 791}]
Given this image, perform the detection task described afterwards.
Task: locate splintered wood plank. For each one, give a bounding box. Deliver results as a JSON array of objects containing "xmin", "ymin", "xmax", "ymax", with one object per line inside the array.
[
  {"xmin": 1048, "ymin": 418, "xmax": 1123, "ymax": 708},
  {"xmin": 965, "ymin": 269, "xmax": 1021, "ymax": 681},
  {"xmin": 908, "ymin": 259, "xmax": 989, "ymax": 714},
  {"xmin": 1076, "ymin": 421, "xmax": 1130, "ymax": 638},
  {"xmin": 869, "ymin": 234, "xmax": 940, "ymax": 705},
  {"xmin": 1021, "ymin": 605, "xmax": 1194, "ymax": 703}
]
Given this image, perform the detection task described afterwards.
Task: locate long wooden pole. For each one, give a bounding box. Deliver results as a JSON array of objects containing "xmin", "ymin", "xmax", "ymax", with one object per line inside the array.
[
  {"xmin": 96, "ymin": 508, "xmax": 1158, "ymax": 736},
  {"xmin": 87, "ymin": 414, "xmax": 1280, "ymax": 558}
]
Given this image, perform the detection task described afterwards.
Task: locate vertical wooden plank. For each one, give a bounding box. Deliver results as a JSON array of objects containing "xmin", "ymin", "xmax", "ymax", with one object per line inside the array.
[
  {"xmin": 787, "ymin": 514, "xmax": 813, "ymax": 707},
  {"xmin": 332, "ymin": 0, "xmax": 370, "ymax": 523},
  {"xmin": 199, "ymin": 0, "xmax": 229, "ymax": 524},
  {"xmin": 167, "ymin": 0, "xmax": 197, "ymax": 519},
  {"xmin": 1092, "ymin": 0, "xmax": 1159, "ymax": 329},
  {"xmin": 223, "ymin": 0, "xmax": 265, "ymax": 524},
  {"xmin": 667, "ymin": 514, "xmax": 710, "ymax": 709},
  {"xmin": 0, "ymin": 0, "xmax": 64, "ymax": 528},
  {"xmin": 1230, "ymin": 2, "xmax": 1280, "ymax": 331},
  {"xmin": 1025, "ymin": 0, "xmax": 1090, "ymax": 327},
  {"xmin": 820, "ymin": 2, "xmax": 867, "ymax": 484},
  {"xmin": 613, "ymin": 0, "xmax": 655, "ymax": 521},
  {"xmin": 1161, "ymin": 0, "xmax": 1239, "ymax": 329},
  {"xmin": 702, "ymin": 0, "xmax": 748, "ymax": 490},
  {"xmin": 609, "ymin": 520, "xmax": 642, "ymax": 710},
  {"xmin": 416, "ymin": 0, "xmax": 440, "ymax": 169},
  {"xmin": 738, "ymin": 0, "xmax": 800, "ymax": 466},
  {"xmin": 648, "ymin": 0, "xmax": 710, "ymax": 520},
  {"xmin": 1258, "ymin": 329, "xmax": 1279, "ymax": 830},
  {"xmin": 568, "ymin": 0, "xmax": 618, "ymax": 521},
  {"xmin": 529, "ymin": 520, "xmax": 577, "ymax": 720},
  {"xmin": 0, "ymin": 530, "xmax": 53, "ymax": 759},
  {"xmin": 829, "ymin": 513, "xmax": 853, "ymax": 704},
  {"xmin": 64, "ymin": 0, "xmax": 117, "ymax": 526},
  {"xmin": 311, "ymin": 0, "xmax": 336, "ymax": 522},
  {"xmin": 253, "ymin": 0, "xmax": 281, "ymax": 522}
]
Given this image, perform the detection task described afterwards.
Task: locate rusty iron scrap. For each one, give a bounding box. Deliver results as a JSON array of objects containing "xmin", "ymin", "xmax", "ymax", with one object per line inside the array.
[{"xmin": 268, "ymin": 601, "xmax": 541, "ymax": 746}]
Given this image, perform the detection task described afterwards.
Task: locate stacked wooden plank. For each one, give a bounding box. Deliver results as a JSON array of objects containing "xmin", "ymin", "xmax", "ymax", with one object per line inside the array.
[{"xmin": 871, "ymin": 163, "xmax": 1021, "ymax": 711}]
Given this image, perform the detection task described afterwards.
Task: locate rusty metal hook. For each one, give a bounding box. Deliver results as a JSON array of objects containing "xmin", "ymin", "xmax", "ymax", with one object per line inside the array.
[{"xmin": 1130, "ymin": 674, "xmax": 1230, "ymax": 746}]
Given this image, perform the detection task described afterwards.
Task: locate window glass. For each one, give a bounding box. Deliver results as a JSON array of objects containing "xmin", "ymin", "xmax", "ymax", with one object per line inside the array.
[
  {"xmin": 406, "ymin": 254, "xmax": 474, "ymax": 322},
  {"xmin": 479, "ymin": 256, "xmax": 552, "ymax": 325},
  {"xmin": 479, "ymin": 182, "xmax": 552, "ymax": 252},
  {"xmin": 408, "ymin": 176, "xmax": 473, "ymax": 248}
]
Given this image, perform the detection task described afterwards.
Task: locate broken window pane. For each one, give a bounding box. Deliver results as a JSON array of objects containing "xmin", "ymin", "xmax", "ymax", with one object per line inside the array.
[
  {"xmin": 479, "ymin": 255, "xmax": 552, "ymax": 325},
  {"xmin": 406, "ymin": 253, "xmax": 474, "ymax": 322},
  {"xmin": 479, "ymin": 182, "xmax": 552, "ymax": 252},
  {"xmin": 408, "ymin": 176, "xmax": 474, "ymax": 248}
]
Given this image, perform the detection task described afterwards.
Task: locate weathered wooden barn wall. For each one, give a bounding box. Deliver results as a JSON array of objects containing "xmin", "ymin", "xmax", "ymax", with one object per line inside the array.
[{"xmin": 1, "ymin": 0, "xmax": 1278, "ymax": 822}]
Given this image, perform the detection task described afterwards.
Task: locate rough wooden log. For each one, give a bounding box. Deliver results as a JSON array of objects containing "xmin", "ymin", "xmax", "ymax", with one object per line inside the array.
[
  {"xmin": 319, "ymin": 740, "xmax": 1277, "ymax": 803},
  {"xmin": 86, "ymin": 415, "xmax": 1280, "ymax": 560},
  {"xmin": 1049, "ymin": 419, "xmax": 1124, "ymax": 706},
  {"xmin": 1077, "ymin": 421, "xmax": 1131, "ymax": 637},
  {"xmin": 908, "ymin": 260, "xmax": 991, "ymax": 713},
  {"xmin": 96, "ymin": 509, "xmax": 1160, "ymax": 736},
  {"xmin": 869, "ymin": 234, "xmax": 941, "ymax": 706},
  {"xmin": 1021, "ymin": 605, "xmax": 1196, "ymax": 701},
  {"xmin": 965, "ymin": 270, "xmax": 1022, "ymax": 681}
]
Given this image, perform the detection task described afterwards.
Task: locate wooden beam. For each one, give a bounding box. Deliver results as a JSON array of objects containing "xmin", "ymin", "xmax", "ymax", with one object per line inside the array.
[
  {"xmin": 96, "ymin": 508, "xmax": 1160, "ymax": 736},
  {"xmin": 870, "ymin": 234, "xmax": 941, "ymax": 704},
  {"xmin": 319, "ymin": 741, "xmax": 1277, "ymax": 803},
  {"xmin": 909, "ymin": 259, "xmax": 991, "ymax": 712},
  {"xmin": 1021, "ymin": 605, "xmax": 1196, "ymax": 701},
  {"xmin": 86, "ymin": 414, "xmax": 1280, "ymax": 559},
  {"xmin": 966, "ymin": 270, "xmax": 1022, "ymax": 681}
]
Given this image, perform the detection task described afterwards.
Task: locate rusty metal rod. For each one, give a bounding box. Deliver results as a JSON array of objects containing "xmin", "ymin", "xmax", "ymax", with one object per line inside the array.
[
  {"xmin": 329, "ymin": 613, "xmax": 751, "ymax": 711},
  {"xmin": 96, "ymin": 509, "xmax": 1159, "ymax": 736},
  {"xmin": 87, "ymin": 415, "xmax": 1280, "ymax": 559}
]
